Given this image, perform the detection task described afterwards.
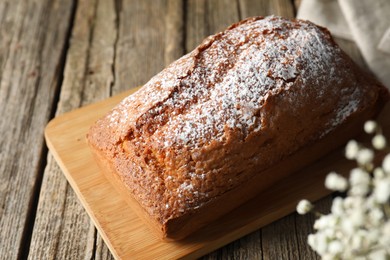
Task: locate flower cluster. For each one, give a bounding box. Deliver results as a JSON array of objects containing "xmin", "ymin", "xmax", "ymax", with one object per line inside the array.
[{"xmin": 297, "ymin": 121, "xmax": 390, "ymax": 260}]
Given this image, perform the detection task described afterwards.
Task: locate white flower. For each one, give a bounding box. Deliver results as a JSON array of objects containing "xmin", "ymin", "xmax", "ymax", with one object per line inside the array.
[
  {"xmin": 313, "ymin": 216, "xmax": 328, "ymax": 230},
  {"xmin": 350, "ymin": 167, "xmax": 369, "ymax": 183},
  {"xmin": 343, "ymin": 196, "xmax": 363, "ymax": 209},
  {"xmin": 356, "ymin": 148, "xmax": 374, "ymax": 166},
  {"xmin": 368, "ymin": 208, "xmax": 385, "ymax": 226},
  {"xmin": 341, "ymin": 218, "xmax": 357, "ymax": 235},
  {"xmin": 364, "ymin": 120, "xmax": 377, "ymax": 134},
  {"xmin": 368, "ymin": 249, "xmax": 387, "ymax": 260},
  {"xmin": 373, "ymin": 177, "xmax": 390, "ymax": 203},
  {"xmin": 383, "ymin": 154, "xmax": 390, "ymax": 174},
  {"xmin": 322, "ymin": 228, "xmax": 336, "ymax": 239},
  {"xmin": 372, "ymin": 134, "xmax": 387, "ymax": 150},
  {"xmin": 314, "ymin": 215, "xmax": 338, "ymax": 230},
  {"xmin": 365, "ymin": 196, "xmax": 376, "ymax": 209},
  {"xmin": 315, "ymin": 232, "xmax": 328, "ymax": 255},
  {"xmin": 351, "ymin": 232, "xmax": 364, "ymax": 251},
  {"xmin": 350, "ymin": 209, "xmax": 365, "ymax": 227},
  {"xmin": 373, "ymin": 167, "xmax": 385, "ymax": 179},
  {"xmin": 301, "ymin": 122, "xmax": 390, "ymax": 259},
  {"xmin": 321, "ymin": 254, "xmax": 335, "ymax": 260},
  {"xmin": 355, "ymin": 257, "xmax": 367, "ymax": 260},
  {"xmin": 345, "ymin": 140, "xmax": 360, "ymax": 159},
  {"xmin": 356, "ymin": 230, "xmax": 371, "ymax": 251},
  {"xmin": 350, "ymin": 185, "xmax": 370, "ymax": 197},
  {"xmin": 325, "ymin": 172, "xmax": 348, "ymax": 191},
  {"xmin": 308, "ymin": 234, "xmax": 316, "ymax": 249},
  {"xmin": 366, "ymin": 229, "xmax": 380, "ymax": 247},
  {"xmin": 349, "ymin": 168, "xmax": 370, "ymax": 196},
  {"xmin": 331, "ymin": 197, "xmax": 344, "ymax": 216},
  {"xmin": 383, "ymin": 221, "xmax": 390, "ymax": 236},
  {"xmin": 343, "ymin": 196, "xmax": 356, "ymax": 209},
  {"xmin": 328, "ymin": 240, "xmax": 343, "ymax": 255},
  {"xmin": 381, "ymin": 221, "xmax": 390, "ymax": 246},
  {"xmin": 296, "ymin": 199, "xmax": 313, "ymax": 215}
]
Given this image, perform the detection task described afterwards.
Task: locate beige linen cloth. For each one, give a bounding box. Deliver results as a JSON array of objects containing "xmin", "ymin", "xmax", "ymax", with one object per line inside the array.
[{"xmin": 297, "ymin": 0, "xmax": 390, "ymax": 89}]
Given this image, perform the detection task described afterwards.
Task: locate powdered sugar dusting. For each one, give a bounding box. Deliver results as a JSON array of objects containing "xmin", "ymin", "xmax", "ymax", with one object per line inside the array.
[
  {"xmin": 161, "ymin": 17, "xmax": 344, "ymax": 148},
  {"xmin": 107, "ymin": 16, "xmax": 359, "ymax": 150}
]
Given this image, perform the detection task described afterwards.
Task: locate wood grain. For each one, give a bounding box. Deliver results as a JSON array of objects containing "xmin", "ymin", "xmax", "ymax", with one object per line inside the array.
[
  {"xmin": 29, "ymin": 0, "xmax": 183, "ymax": 259},
  {"xmin": 0, "ymin": 0, "xmax": 75, "ymax": 258},
  {"xmin": 205, "ymin": 231, "xmax": 263, "ymax": 259},
  {"xmin": 186, "ymin": 0, "xmax": 240, "ymax": 52},
  {"xmin": 28, "ymin": 0, "xmax": 116, "ymax": 258},
  {"xmin": 165, "ymin": 0, "xmax": 185, "ymax": 65},
  {"xmin": 113, "ymin": 0, "xmax": 169, "ymax": 95},
  {"xmin": 239, "ymin": 0, "xmax": 295, "ymax": 19}
]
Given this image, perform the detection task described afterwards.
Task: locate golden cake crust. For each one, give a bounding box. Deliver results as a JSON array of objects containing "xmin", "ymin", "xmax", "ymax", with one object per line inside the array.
[{"xmin": 87, "ymin": 16, "xmax": 389, "ymax": 239}]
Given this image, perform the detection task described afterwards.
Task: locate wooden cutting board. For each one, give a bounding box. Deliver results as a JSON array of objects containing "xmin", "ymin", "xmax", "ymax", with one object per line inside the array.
[{"xmin": 45, "ymin": 87, "xmax": 390, "ymax": 260}]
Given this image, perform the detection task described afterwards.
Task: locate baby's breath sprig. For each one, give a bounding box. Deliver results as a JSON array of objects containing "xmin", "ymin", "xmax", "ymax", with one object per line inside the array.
[{"xmin": 297, "ymin": 120, "xmax": 390, "ymax": 260}]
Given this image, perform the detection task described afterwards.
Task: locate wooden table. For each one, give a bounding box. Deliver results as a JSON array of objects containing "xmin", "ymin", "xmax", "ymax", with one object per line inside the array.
[{"xmin": 0, "ymin": 0, "xmax": 367, "ymax": 259}]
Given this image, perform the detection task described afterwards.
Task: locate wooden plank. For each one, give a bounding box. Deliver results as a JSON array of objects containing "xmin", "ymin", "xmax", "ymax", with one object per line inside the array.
[
  {"xmin": 95, "ymin": 232, "xmax": 115, "ymax": 260},
  {"xmin": 262, "ymin": 217, "xmax": 300, "ymax": 260},
  {"xmin": 185, "ymin": 0, "xmax": 208, "ymax": 52},
  {"xmin": 186, "ymin": 0, "xmax": 240, "ymax": 52},
  {"xmin": 29, "ymin": 0, "xmax": 185, "ymax": 259},
  {"xmin": 205, "ymin": 231, "xmax": 262, "ymax": 260},
  {"xmin": 113, "ymin": 0, "xmax": 169, "ymax": 94},
  {"xmin": 44, "ymin": 88, "xmax": 390, "ymax": 259},
  {"xmin": 239, "ymin": 0, "xmax": 295, "ymax": 19},
  {"xmin": 28, "ymin": 0, "xmax": 116, "ymax": 258},
  {"xmin": 0, "ymin": 0, "xmax": 75, "ymax": 259},
  {"xmin": 165, "ymin": 0, "xmax": 184, "ymax": 65},
  {"xmin": 207, "ymin": 0, "xmax": 241, "ymax": 35},
  {"xmin": 0, "ymin": 0, "xmax": 16, "ymax": 77}
]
